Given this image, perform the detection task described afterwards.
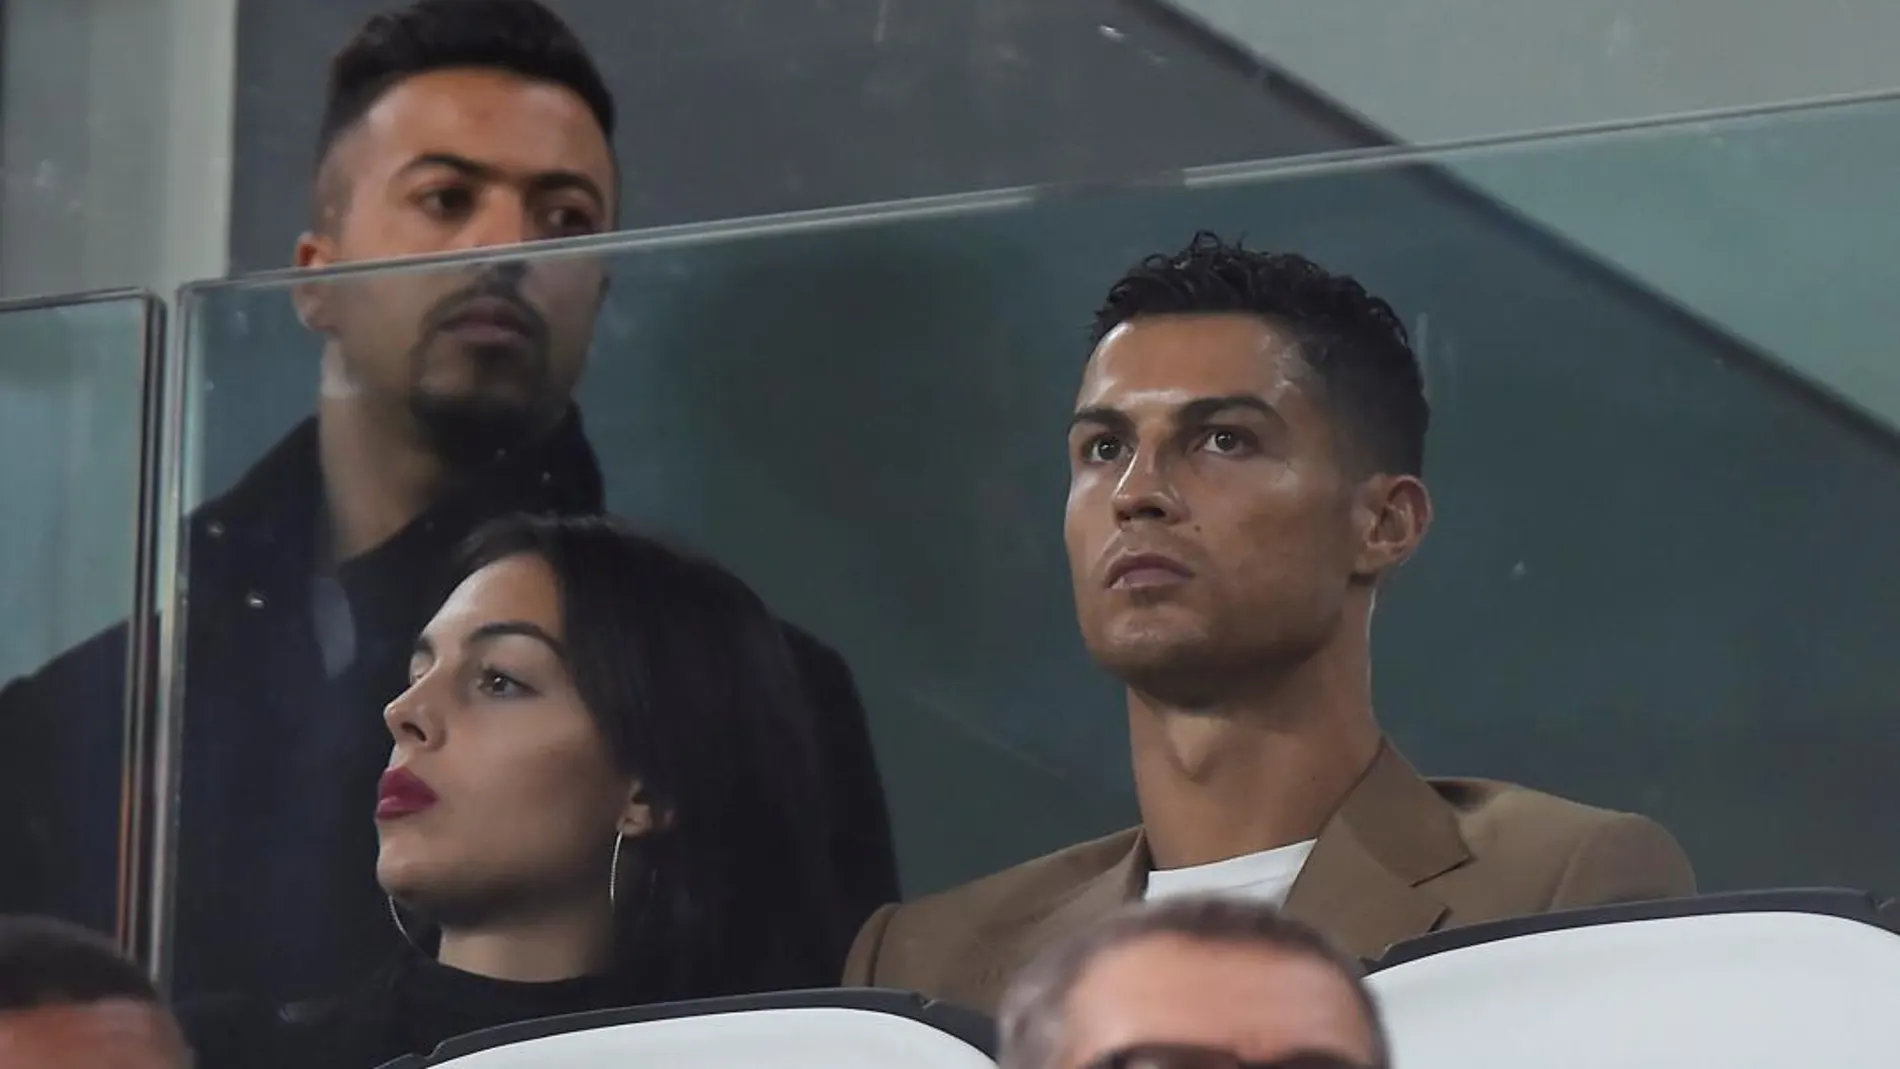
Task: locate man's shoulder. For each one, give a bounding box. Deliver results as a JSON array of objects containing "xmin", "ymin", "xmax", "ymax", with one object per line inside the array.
[
  {"xmin": 846, "ymin": 827, "xmax": 1138, "ymax": 1007},
  {"xmin": 1428, "ymin": 775, "xmax": 1651, "ymax": 848},
  {"xmin": 1421, "ymin": 774, "xmax": 1693, "ymax": 906},
  {"xmin": 886, "ymin": 827, "xmax": 1139, "ymax": 934}
]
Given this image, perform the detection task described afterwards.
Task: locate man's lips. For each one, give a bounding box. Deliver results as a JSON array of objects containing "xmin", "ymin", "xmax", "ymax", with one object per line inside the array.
[
  {"xmin": 1106, "ymin": 552, "xmax": 1193, "ymax": 589},
  {"xmin": 438, "ymin": 297, "xmax": 537, "ymax": 340}
]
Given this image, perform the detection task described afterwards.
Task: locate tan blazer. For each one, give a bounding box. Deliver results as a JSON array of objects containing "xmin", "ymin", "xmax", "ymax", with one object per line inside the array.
[{"xmin": 843, "ymin": 742, "xmax": 1694, "ymax": 1013}]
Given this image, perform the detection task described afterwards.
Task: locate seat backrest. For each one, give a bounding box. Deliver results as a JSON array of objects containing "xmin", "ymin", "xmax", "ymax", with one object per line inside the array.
[
  {"xmin": 381, "ymin": 989, "xmax": 997, "ymax": 1069},
  {"xmin": 1365, "ymin": 891, "xmax": 1900, "ymax": 1069}
]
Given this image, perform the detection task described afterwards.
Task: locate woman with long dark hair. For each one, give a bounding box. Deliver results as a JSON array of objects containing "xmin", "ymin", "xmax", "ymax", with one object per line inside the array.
[{"xmin": 192, "ymin": 514, "xmax": 841, "ymax": 1066}]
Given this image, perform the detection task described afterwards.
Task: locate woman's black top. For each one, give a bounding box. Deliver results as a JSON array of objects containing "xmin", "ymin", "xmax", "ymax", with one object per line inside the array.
[{"xmin": 185, "ymin": 952, "xmax": 637, "ymax": 1069}]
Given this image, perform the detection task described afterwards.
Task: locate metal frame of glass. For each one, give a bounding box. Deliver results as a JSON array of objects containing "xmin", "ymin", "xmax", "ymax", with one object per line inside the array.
[{"xmin": 0, "ymin": 287, "xmax": 167, "ymax": 958}]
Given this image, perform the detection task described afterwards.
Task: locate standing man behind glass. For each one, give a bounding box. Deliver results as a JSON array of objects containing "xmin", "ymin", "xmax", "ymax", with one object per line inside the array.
[
  {"xmin": 0, "ymin": 0, "xmax": 894, "ymax": 1003},
  {"xmin": 844, "ymin": 233, "xmax": 1693, "ymax": 1012}
]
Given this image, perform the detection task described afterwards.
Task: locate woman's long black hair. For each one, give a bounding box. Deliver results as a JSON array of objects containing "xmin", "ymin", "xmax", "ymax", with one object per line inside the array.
[{"xmin": 454, "ymin": 513, "xmax": 841, "ymax": 1000}]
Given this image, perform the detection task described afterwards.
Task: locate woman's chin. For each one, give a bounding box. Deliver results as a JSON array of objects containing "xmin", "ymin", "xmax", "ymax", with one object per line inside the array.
[{"xmin": 376, "ymin": 848, "xmax": 440, "ymax": 902}]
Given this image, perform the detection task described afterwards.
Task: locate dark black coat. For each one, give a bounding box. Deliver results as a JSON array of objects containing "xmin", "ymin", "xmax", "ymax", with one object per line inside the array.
[
  {"xmin": 181, "ymin": 951, "xmax": 640, "ymax": 1069},
  {"xmin": 0, "ymin": 411, "xmax": 896, "ymax": 1000}
]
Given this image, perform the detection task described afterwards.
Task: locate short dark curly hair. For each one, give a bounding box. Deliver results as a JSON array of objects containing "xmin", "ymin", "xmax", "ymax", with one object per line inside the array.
[
  {"xmin": 315, "ymin": 0, "xmax": 615, "ymax": 170},
  {"xmin": 1092, "ymin": 232, "xmax": 1429, "ymax": 477}
]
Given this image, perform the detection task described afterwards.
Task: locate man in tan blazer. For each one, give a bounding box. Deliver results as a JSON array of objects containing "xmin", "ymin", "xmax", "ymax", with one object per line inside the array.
[{"xmin": 843, "ymin": 234, "xmax": 1694, "ymax": 1013}]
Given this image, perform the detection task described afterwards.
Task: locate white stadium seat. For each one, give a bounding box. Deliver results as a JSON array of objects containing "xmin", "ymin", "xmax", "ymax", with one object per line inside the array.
[
  {"xmin": 1366, "ymin": 890, "xmax": 1900, "ymax": 1069},
  {"xmin": 376, "ymin": 988, "xmax": 997, "ymax": 1069}
]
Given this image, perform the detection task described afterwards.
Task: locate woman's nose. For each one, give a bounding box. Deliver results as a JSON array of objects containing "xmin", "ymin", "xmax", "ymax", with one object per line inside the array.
[{"xmin": 382, "ymin": 677, "xmax": 438, "ymax": 746}]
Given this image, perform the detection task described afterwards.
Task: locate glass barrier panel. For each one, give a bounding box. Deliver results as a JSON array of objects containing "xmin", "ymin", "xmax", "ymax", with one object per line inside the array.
[
  {"xmin": 224, "ymin": 2, "xmax": 1384, "ymax": 275},
  {"xmin": 165, "ymin": 93, "xmax": 1900, "ymax": 1056},
  {"xmin": 0, "ymin": 292, "xmax": 164, "ymax": 944}
]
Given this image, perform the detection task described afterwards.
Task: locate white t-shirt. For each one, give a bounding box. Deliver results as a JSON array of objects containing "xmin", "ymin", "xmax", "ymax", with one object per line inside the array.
[{"xmin": 1142, "ymin": 839, "xmax": 1318, "ymax": 907}]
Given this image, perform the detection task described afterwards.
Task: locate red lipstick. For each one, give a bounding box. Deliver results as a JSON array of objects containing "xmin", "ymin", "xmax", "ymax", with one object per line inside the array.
[{"xmin": 376, "ymin": 767, "xmax": 438, "ymax": 820}]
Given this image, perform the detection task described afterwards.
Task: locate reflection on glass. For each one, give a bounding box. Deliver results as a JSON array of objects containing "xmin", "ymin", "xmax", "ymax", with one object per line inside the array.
[
  {"xmin": 0, "ymin": 294, "xmax": 160, "ymax": 939},
  {"xmin": 171, "ymin": 92, "xmax": 1900, "ymax": 1023}
]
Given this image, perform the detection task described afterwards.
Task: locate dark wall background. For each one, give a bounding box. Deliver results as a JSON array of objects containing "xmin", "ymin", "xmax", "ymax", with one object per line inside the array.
[{"xmin": 228, "ymin": 0, "xmax": 1380, "ymax": 272}]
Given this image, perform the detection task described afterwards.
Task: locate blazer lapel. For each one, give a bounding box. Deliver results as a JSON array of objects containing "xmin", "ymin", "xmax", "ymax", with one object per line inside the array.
[
  {"xmin": 964, "ymin": 830, "xmax": 1147, "ymax": 1008},
  {"xmin": 1036, "ymin": 830, "xmax": 1148, "ymax": 942},
  {"xmin": 1283, "ymin": 741, "xmax": 1471, "ymax": 960}
]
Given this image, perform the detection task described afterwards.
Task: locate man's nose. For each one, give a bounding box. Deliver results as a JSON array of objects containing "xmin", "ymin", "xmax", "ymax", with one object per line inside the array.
[
  {"xmin": 476, "ymin": 259, "xmax": 530, "ymax": 291},
  {"xmin": 1110, "ymin": 450, "xmax": 1186, "ymax": 525}
]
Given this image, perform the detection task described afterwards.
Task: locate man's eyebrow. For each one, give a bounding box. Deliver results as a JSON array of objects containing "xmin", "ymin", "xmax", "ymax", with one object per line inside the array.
[
  {"xmin": 1069, "ymin": 395, "xmax": 1285, "ymax": 433},
  {"xmin": 1069, "ymin": 406, "xmax": 1133, "ymax": 434},
  {"xmin": 524, "ymin": 170, "xmax": 607, "ymax": 210},
  {"xmin": 1177, "ymin": 394, "xmax": 1283, "ymax": 426},
  {"xmin": 395, "ymin": 152, "xmax": 498, "ymax": 183},
  {"xmin": 395, "ymin": 153, "xmax": 607, "ymax": 209}
]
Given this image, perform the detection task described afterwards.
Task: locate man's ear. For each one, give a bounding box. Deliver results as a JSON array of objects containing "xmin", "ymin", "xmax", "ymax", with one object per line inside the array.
[
  {"xmin": 1351, "ymin": 473, "xmax": 1433, "ymax": 581},
  {"xmin": 292, "ymin": 231, "xmax": 336, "ymax": 332}
]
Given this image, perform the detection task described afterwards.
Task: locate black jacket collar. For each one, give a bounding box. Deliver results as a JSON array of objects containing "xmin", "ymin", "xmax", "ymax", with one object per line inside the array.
[{"xmin": 192, "ymin": 407, "xmax": 604, "ymax": 600}]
